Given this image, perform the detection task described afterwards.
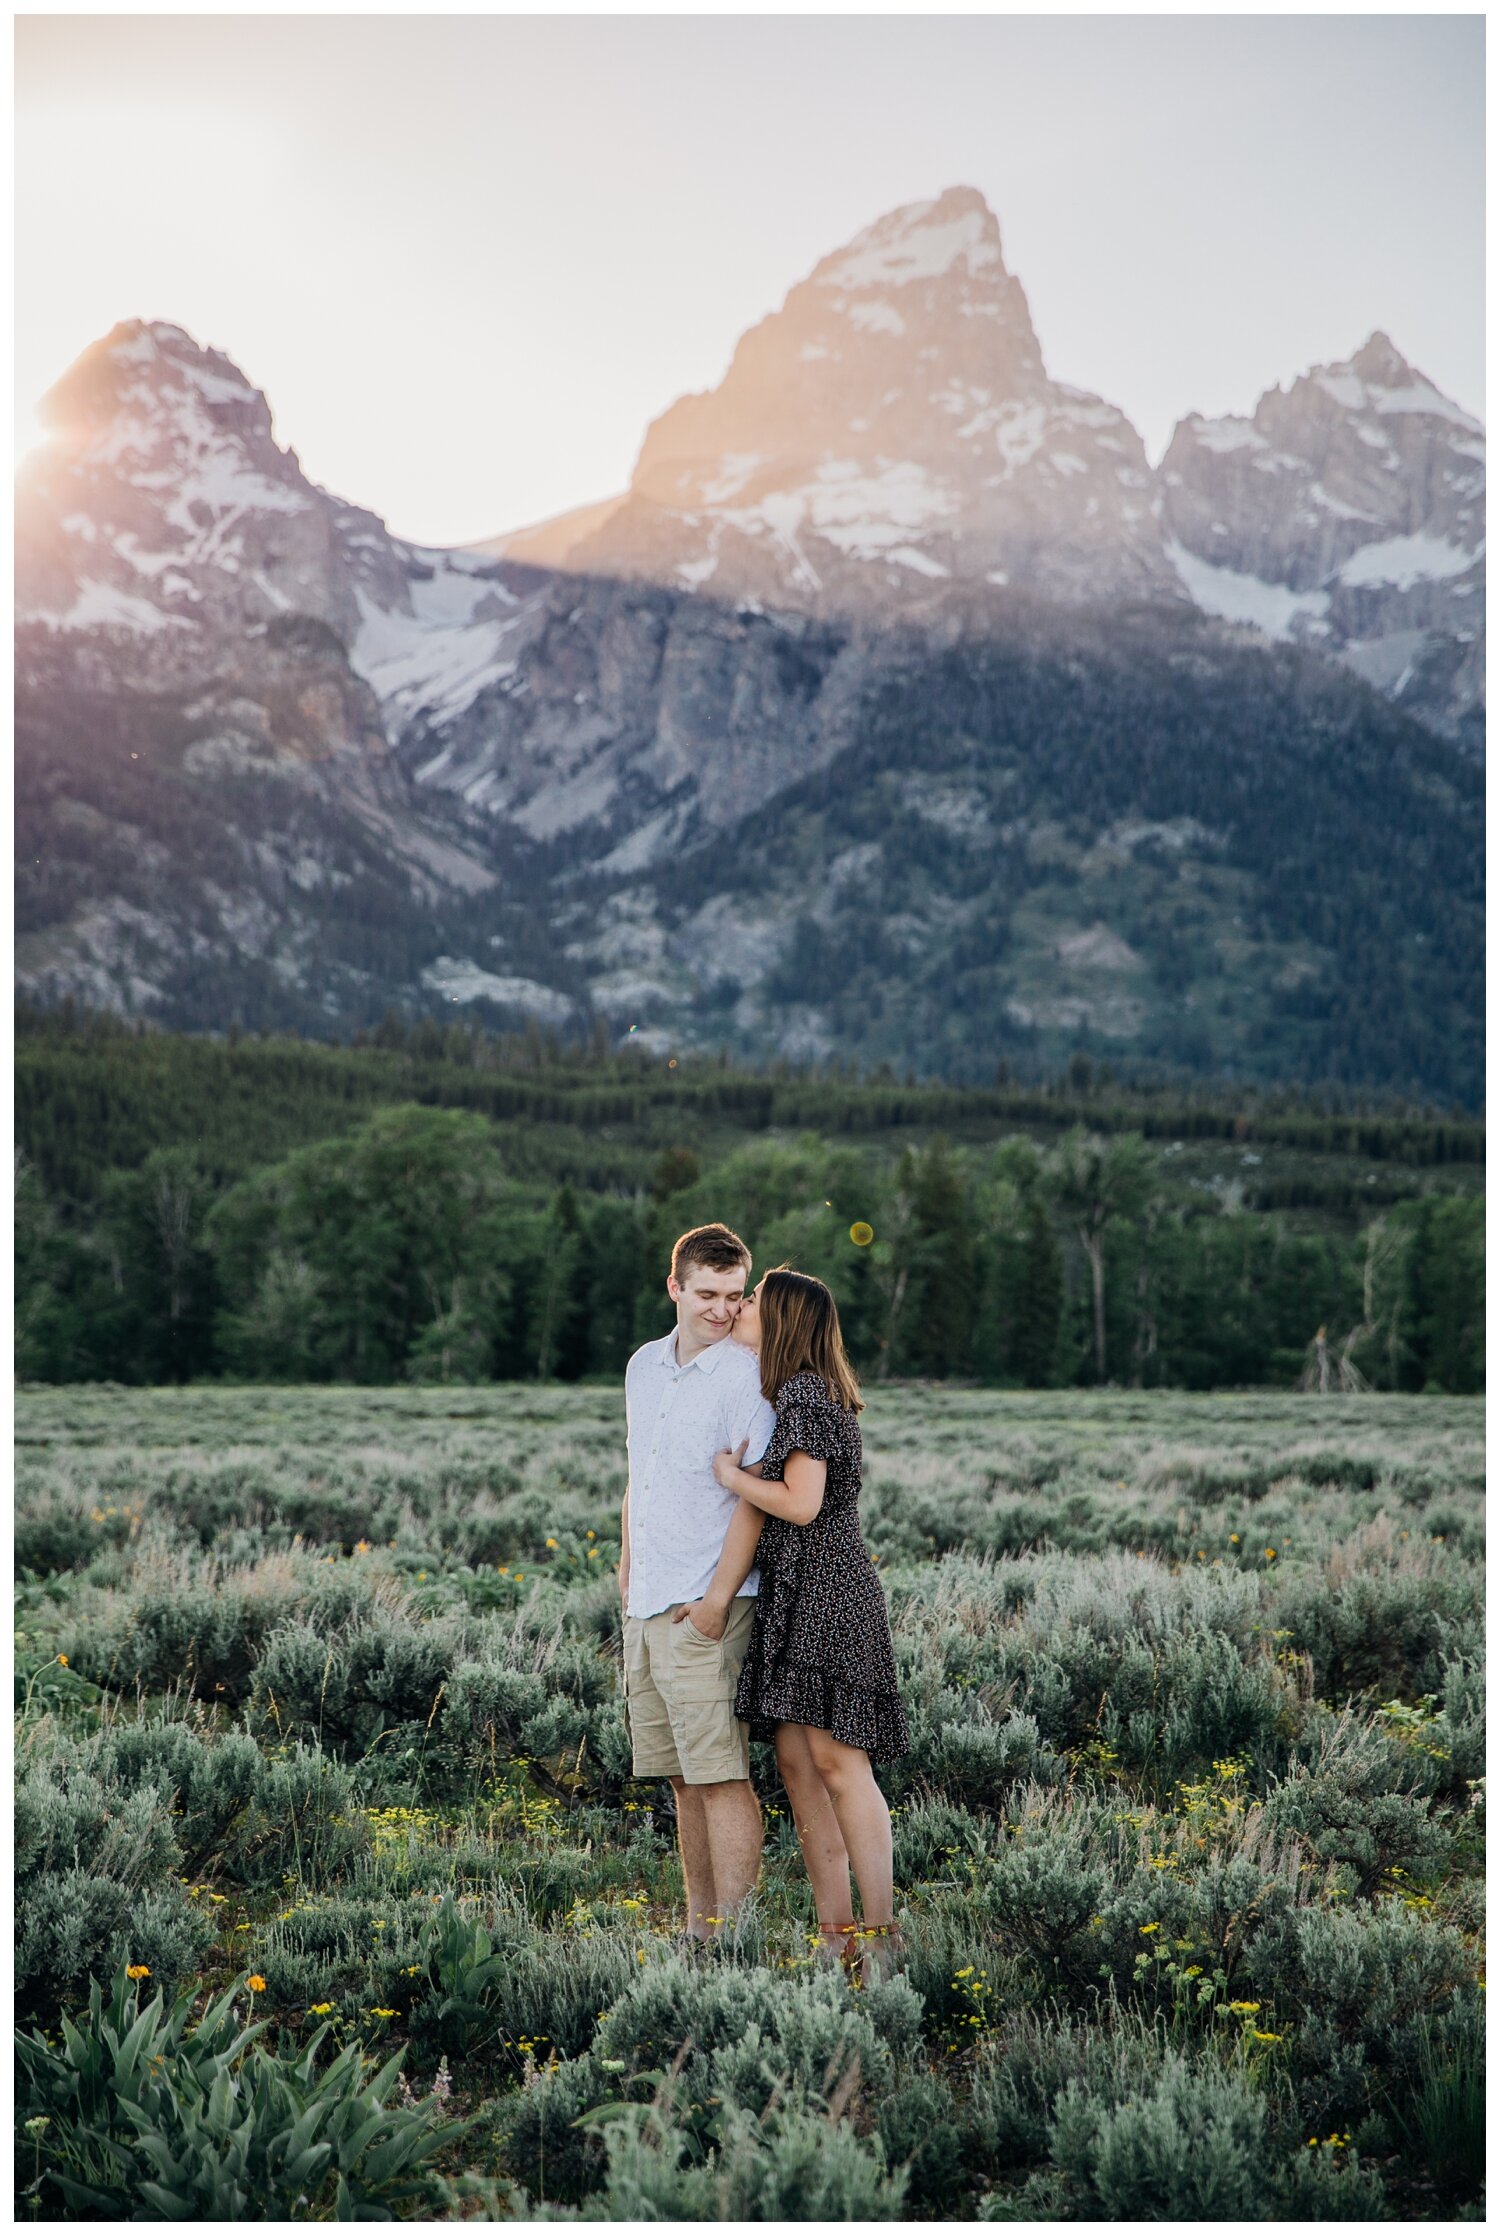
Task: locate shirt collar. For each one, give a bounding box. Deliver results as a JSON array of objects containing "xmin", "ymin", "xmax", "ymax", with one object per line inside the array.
[{"xmin": 660, "ymin": 1328, "xmax": 732, "ymax": 1375}]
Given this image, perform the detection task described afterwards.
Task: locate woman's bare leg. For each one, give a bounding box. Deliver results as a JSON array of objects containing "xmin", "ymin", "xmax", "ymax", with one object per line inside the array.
[
  {"xmin": 774, "ymin": 1723, "xmax": 853, "ymax": 1955},
  {"xmin": 799, "ymin": 1725, "xmax": 896, "ymax": 1976}
]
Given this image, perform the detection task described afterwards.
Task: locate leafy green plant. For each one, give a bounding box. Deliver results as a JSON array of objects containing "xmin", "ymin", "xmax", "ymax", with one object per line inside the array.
[
  {"xmin": 16, "ymin": 1961, "xmax": 464, "ymax": 2219},
  {"xmin": 1047, "ymin": 2052, "xmax": 1269, "ymax": 2218},
  {"xmin": 538, "ymin": 2089, "xmax": 911, "ymax": 2220},
  {"xmin": 1385, "ymin": 2008, "xmax": 1486, "ymax": 2205}
]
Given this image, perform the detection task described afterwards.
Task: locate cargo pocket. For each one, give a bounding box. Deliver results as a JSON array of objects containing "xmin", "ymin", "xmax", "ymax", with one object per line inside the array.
[
  {"xmin": 672, "ymin": 1612, "xmax": 727, "ymax": 1699},
  {"xmin": 621, "ymin": 1620, "xmax": 650, "ymax": 1704}
]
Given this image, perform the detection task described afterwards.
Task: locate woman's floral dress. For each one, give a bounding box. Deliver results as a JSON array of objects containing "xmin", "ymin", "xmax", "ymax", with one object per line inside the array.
[{"xmin": 733, "ymin": 1371, "xmax": 910, "ymax": 1762}]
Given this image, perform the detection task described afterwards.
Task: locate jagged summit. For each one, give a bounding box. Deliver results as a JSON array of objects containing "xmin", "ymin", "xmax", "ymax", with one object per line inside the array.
[
  {"xmin": 15, "ymin": 317, "xmax": 532, "ymax": 753},
  {"xmin": 12, "ymin": 229, "xmax": 1484, "ymax": 1080},
  {"xmin": 807, "ymin": 184, "xmax": 1011, "ymax": 292},
  {"xmin": 36, "ymin": 319, "xmax": 282, "ymax": 455},
  {"xmin": 1160, "ymin": 330, "xmax": 1484, "ymax": 746},
  {"xmin": 15, "ymin": 187, "xmax": 1485, "ymax": 759},
  {"xmin": 1351, "ymin": 327, "xmax": 1409, "ymax": 380},
  {"xmin": 570, "ymin": 183, "xmax": 1173, "ymax": 614},
  {"xmin": 16, "ymin": 317, "xmax": 350, "ymax": 652}
]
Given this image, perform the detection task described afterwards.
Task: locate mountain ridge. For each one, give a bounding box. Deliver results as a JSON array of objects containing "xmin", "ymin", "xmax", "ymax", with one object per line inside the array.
[{"xmin": 12, "ymin": 193, "xmax": 1486, "ymax": 1103}]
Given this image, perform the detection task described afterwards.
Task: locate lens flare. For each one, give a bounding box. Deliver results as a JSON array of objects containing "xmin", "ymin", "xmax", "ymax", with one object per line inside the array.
[{"xmin": 849, "ymin": 1222, "xmax": 874, "ymax": 1247}]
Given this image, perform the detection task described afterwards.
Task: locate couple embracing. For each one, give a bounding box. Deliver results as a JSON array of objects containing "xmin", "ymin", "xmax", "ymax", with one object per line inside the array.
[{"xmin": 618, "ymin": 1222, "xmax": 910, "ymax": 1982}]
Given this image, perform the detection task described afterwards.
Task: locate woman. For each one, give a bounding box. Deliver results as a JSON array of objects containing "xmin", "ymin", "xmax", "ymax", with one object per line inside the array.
[{"xmin": 711, "ymin": 1266, "xmax": 909, "ymax": 1980}]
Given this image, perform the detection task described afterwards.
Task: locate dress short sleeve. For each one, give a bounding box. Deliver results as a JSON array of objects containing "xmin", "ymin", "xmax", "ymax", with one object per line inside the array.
[{"xmin": 773, "ymin": 1373, "xmax": 842, "ymax": 1463}]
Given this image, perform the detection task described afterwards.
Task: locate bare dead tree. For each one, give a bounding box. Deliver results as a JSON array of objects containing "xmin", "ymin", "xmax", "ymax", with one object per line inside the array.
[{"xmin": 150, "ymin": 1158, "xmax": 200, "ymax": 1325}]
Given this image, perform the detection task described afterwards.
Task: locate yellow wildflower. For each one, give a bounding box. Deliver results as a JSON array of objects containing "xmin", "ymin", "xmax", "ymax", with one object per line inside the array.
[
  {"xmin": 368, "ymin": 2008, "xmax": 399, "ymax": 2020},
  {"xmin": 1228, "ymin": 2000, "xmax": 1261, "ymax": 2014},
  {"xmin": 1139, "ymin": 1923, "xmax": 1160, "ymax": 1935},
  {"xmin": 125, "ymin": 1965, "xmax": 151, "ymax": 1980},
  {"xmin": 247, "ymin": 1975, "xmax": 266, "ymax": 1993},
  {"xmin": 56, "ymin": 1654, "xmax": 69, "ymax": 1667},
  {"xmin": 308, "ymin": 2003, "xmax": 335, "ymax": 2016}
]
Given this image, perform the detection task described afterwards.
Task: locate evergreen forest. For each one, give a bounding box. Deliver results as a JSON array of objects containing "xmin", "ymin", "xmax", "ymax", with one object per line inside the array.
[{"xmin": 15, "ymin": 1006, "xmax": 1484, "ymax": 1393}]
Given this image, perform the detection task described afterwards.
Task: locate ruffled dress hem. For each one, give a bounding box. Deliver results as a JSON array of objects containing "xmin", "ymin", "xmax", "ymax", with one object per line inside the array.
[{"xmin": 736, "ymin": 1661, "xmax": 910, "ymax": 1764}]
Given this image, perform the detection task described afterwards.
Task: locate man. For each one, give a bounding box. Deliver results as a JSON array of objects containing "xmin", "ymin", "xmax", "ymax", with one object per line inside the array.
[{"xmin": 619, "ymin": 1221, "xmax": 776, "ymax": 1943}]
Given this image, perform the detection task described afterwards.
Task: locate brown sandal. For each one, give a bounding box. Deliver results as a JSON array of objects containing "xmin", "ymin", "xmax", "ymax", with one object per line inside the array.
[
  {"xmin": 841, "ymin": 1921, "xmax": 907, "ymax": 1985},
  {"xmin": 812, "ymin": 1919, "xmax": 859, "ymax": 1972}
]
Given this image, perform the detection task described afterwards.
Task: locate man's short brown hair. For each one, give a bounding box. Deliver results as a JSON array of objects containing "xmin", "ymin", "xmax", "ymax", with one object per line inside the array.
[{"xmin": 671, "ymin": 1222, "xmax": 751, "ymax": 1284}]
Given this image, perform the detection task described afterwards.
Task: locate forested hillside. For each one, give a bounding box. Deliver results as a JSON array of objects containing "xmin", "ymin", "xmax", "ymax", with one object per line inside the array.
[{"xmin": 15, "ymin": 1009, "xmax": 1483, "ymax": 1393}]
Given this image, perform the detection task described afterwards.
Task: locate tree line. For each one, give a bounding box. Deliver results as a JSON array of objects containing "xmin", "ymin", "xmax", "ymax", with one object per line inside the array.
[
  {"xmin": 16, "ymin": 1098, "xmax": 1483, "ymax": 1394},
  {"xmin": 16, "ymin": 999, "xmax": 1483, "ymax": 1223}
]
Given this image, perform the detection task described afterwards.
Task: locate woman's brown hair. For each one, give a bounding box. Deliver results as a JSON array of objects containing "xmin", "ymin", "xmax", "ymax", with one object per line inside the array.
[{"xmin": 756, "ymin": 1266, "xmax": 864, "ymax": 1413}]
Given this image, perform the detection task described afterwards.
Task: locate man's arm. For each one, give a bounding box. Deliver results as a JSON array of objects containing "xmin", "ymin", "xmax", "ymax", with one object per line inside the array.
[
  {"xmin": 618, "ymin": 1482, "xmax": 631, "ymax": 1607},
  {"xmin": 706, "ymin": 1493, "xmax": 765, "ymax": 1600}
]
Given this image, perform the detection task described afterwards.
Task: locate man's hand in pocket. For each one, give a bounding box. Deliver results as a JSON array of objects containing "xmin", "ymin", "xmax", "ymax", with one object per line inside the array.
[{"xmin": 671, "ymin": 1598, "xmax": 727, "ymax": 1641}]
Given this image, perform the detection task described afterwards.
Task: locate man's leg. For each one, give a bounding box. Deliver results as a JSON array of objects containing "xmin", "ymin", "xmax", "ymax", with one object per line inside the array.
[
  {"xmin": 668, "ymin": 1776, "xmax": 717, "ymax": 1939},
  {"xmin": 663, "ymin": 1598, "xmax": 762, "ymax": 1932},
  {"xmin": 695, "ymin": 1777, "xmax": 763, "ymax": 1928}
]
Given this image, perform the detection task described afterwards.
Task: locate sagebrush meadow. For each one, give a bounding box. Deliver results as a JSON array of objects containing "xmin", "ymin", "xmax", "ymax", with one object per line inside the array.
[{"xmin": 15, "ymin": 1383, "xmax": 1484, "ymax": 2219}]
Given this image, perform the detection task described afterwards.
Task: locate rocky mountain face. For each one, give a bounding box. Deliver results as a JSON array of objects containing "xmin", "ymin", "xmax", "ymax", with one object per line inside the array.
[
  {"xmin": 12, "ymin": 204, "xmax": 1486, "ymax": 1103},
  {"xmin": 564, "ymin": 185, "xmax": 1184, "ymax": 620},
  {"xmin": 1161, "ymin": 331, "xmax": 1485, "ymax": 752},
  {"xmin": 15, "ymin": 320, "xmax": 563, "ymax": 1019},
  {"xmin": 487, "ymin": 190, "xmax": 1482, "ymax": 750}
]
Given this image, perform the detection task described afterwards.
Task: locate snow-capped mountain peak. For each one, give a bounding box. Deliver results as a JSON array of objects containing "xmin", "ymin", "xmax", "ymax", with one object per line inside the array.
[
  {"xmin": 15, "ymin": 318, "xmax": 347, "ymax": 646},
  {"xmin": 566, "ymin": 183, "xmax": 1181, "ymax": 614},
  {"xmin": 809, "ymin": 183, "xmax": 1007, "ymax": 292},
  {"xmin": 16, "ymin": 318, "xmax": 547, "ymax": 740},
  {"xmin": 1160, "ymin": 332, "xmax": 1484, "ymax": 745}
]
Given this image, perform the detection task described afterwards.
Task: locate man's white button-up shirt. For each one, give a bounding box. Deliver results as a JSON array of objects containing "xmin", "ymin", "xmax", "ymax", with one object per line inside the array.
[{"xmin": 624, "ymin": 1329, "xmax": 778, "ymax": 1620}]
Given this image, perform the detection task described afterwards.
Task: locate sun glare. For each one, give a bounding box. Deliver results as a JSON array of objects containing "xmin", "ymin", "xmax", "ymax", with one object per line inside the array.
[{"xmin": 16, "ymin": 400, "xmax": 51, "ymax": 474}]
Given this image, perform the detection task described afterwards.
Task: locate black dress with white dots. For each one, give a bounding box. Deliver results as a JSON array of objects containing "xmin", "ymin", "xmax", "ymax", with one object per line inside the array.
[{"xmin": 733, "ymin": 1371, "xmax": 910, "ymax": 1764}]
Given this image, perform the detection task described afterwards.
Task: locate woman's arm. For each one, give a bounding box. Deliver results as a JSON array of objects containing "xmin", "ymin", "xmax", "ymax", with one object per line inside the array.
[
  {"xmin": 714, "ymin": 1440, "xmax": 826, "ymax": 1527},
  {"xmin": 672, "ymin": 1497, "xmax": 767, "ymax": 1638}
]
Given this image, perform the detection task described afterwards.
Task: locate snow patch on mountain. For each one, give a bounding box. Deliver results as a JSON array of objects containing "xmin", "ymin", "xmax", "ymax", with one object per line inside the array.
[
  {"xmin": 1336, "ymin": 533, "xmax": 1482, "ymax": 590},
  {"xmin": 1164, "ymin": 539, "xmax": 1332, "ymax": 638},
  {"xmin": 40, "ymin": 580, "xmax": 196, "ymax": 635},
  {"xmin": 349, "ymin": 552, "xmax": 534, "ymax": 726},
  {"xmin": 817, "ymin": 195, "xmax": 1002, "ymax": 291},
  {"xmin": 421, "ymin": 957, "xmax": 573, "ymax": 1019}
]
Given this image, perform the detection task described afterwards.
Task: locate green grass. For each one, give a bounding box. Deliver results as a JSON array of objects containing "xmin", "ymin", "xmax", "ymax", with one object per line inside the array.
[{"xmin": 15, "ymin": 1386, "xmax": 1486, "ymax": 2221}]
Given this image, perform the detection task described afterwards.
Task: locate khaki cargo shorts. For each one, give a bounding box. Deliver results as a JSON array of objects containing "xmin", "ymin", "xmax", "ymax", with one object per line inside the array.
[{"xmin": 621, "ymin": 1595, "xmax": 757, "ymax": 1784}]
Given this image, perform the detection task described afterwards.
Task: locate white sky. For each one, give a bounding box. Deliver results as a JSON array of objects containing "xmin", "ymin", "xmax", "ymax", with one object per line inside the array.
[{"xmin": 14, "ymin": 12, "xmax": 1485, "ymax": 549}]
